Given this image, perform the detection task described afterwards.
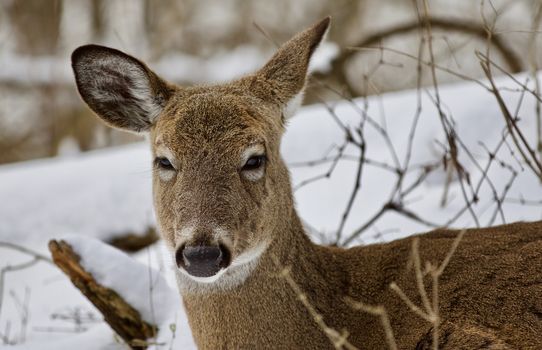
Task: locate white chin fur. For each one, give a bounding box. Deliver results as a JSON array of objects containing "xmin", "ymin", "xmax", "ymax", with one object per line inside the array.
[
  {"xmin": 176, "ymin": 241, "xmax": 269, "ymax": 293},
  {"xmin": 178, "ymin": 267, "xmax": 228, "ymax": 284}
]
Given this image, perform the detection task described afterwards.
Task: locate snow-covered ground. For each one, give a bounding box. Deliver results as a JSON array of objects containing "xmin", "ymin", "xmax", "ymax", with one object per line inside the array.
[{"xmin": 1, "ymin": 71, "xmax": 541, "ymax": 348}]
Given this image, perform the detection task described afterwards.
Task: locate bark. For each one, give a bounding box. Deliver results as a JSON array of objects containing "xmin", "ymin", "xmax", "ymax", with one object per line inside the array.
[{"xmin": 108, "ymin": 227, "xmax": 159, "ymax": 253}]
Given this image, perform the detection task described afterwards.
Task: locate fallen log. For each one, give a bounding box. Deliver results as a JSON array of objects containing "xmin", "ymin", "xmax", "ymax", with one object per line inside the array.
[
  {"xmin": 48, "ymin": 239, "xmax": 157, "ymax": 349},
  {"xmin": 108, "ymin": 227, "xmax": 159, "ymax": 253}
]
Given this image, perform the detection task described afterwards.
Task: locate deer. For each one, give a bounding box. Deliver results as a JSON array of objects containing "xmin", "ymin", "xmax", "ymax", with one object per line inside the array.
[{"xmin": 71, "ymin": 17, "xmax": 542, "ymax": 349}]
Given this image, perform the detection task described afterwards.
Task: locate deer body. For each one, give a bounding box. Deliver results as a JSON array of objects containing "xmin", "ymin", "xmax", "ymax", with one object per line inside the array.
[
  {"xmin": 72, "ymin": 18, "xmax": 542, "ymax": 349},
  {"xmin": 182, "ymin": 210, "xmax": 542, "ymax": 349}
]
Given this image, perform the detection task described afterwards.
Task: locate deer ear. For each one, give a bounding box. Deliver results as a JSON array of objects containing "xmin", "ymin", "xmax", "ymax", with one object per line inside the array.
[
  {"xmin": 254, "ymin": 17, "xmax": 330, "ymax": 119},
  {"xmin": 72, "ymin": 45, "xmax": 173, "ymax": 133}
]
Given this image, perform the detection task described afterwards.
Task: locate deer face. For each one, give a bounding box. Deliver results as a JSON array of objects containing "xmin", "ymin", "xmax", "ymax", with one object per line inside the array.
[
  {"xmin": 71, "ymin": 18, "xmax": 330, "ymax": 290},
  {"xmin": 150, "ymin": 91, "xmax": 286, "ymax": 284}
]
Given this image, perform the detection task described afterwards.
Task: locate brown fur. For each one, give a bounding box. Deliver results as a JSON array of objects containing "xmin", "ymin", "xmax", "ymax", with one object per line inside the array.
[{"xmin": 72, "ymin": 17, "xmax": 542, "ymax": 349}]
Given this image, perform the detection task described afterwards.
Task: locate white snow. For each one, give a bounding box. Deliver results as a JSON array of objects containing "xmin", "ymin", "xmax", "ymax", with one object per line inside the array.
[
  {"xmin": 63, "ymin": 235, "xmax": 195, "ymax": 349},
  {"xmin": 57, "ymin": 137, "xmax": 81, "ymax": 157},
  {"xmin": 309, "ymin": 42, "xmax": 340, "ymax": 74},
  {"xmin": 1, "ymin": 70, "xmax": 542, "ymax": 348},
  {"xmin": 1, "ymin": 239, "xmax": 195, "ymax": 350},
  {"xmin": 0, "ymin": 143, "xmax": 155, "ymax": 247},
  {"xmin": 287, "ymin": 73, "xmax": 542, "ymax": 243},
  {"xmin": 64, "ymin": 236, "xmax": 177, "ymax": 326},
  {"xmin": 11, "ymin": 325, "xmax": 123, "ymax": 350}
]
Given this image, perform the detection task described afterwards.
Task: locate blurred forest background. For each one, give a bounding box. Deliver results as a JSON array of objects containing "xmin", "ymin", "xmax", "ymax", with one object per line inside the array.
[{"xmin": 0, "ymin": 0, "xmax": 541, "ymax": 165}]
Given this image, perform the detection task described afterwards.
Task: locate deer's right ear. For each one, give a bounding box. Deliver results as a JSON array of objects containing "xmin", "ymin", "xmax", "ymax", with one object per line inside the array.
[
  {"xmin": 72, "ymin": 45, "xmax": 173, "ymax": 133},
  {"xmin": 252, "ymin": 17, "xmax": 330, "ymax": 120}
]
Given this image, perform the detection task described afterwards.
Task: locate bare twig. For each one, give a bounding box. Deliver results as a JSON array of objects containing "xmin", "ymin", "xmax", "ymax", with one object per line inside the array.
[
  {"xmin": 479, "ymin": 52, "xmax": 542, "ymax": 181},
  {"xmin": 272, "ymin": 256, "xmax": 359, "ymax": 350},
  {"xmin": 332, "ymin": 15, "xmax": 522, "ymax": 96},
  {"xmin": 0, "ymin": 242, "xmax": 52, "ymax": 321},
  {"xmin": 390, "ymin": 229, "xmax": 465, "ymax": 349},
  {"xmin": 344, "ymin": 297, "xmax": 398, "ymax": 350}
]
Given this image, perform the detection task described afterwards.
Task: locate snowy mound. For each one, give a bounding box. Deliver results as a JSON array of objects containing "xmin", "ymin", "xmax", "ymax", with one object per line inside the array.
[
  {"xmin": 63, "ymin": 236, "xmax": 195, "ymax": 349},
  {"xmin": 0, "ymin": 144, "xmax": 155, "ymax": 246},
  {"xmin": 64, "ymin": 235, "xmax": 178, "ymax": 325}
]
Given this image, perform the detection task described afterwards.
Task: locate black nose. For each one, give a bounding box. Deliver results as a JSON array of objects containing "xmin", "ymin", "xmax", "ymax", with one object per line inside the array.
[{"xmin": 176, "ymin": 244, "xmax": 231, "ymax": 278}]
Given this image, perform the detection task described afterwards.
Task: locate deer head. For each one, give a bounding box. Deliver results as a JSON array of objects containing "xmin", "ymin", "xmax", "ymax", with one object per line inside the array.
[{"xmin": 72, "ymin": 17, "xmax": 330, "ymax": 291}]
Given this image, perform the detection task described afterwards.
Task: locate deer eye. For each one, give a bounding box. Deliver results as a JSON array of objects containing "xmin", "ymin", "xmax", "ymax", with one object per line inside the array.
[
  {"xmin": 155, "ymin": 157, "xmax": 174, "ymax": 170},
  {"xmin": 242, "ymin": 155, "xmax": 266, "ymax": 171}
]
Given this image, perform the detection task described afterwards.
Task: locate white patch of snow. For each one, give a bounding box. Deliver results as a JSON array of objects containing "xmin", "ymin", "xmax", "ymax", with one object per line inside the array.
[
  {"xmin": 284, "ymin": 72, "xmax": 542, "ymax": 243},
  {"xmin": 57, "ymin": 137, "xmax": 81, "ymax": 157},
  {"xmin": 283, "ymin": 91, "xmax": 305, "ymax": 120},
  {"xmin": 10, "ymin": 324, "xmax": 123, "ymax": 350},
  {"xmin": 64, "ymin": 235, "xmax": 177, "ymax": 326},
  {"xmin": 309, "ymin": 41, "xmax": 339, "ymax": 74},
  {"xmin": 0, "ymin": 143, "xmax": 155, "ymax": 247}
]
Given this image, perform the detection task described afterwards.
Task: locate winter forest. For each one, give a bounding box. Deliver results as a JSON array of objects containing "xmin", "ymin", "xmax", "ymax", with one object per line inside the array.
[{"xmin": 1, "ymin": 0, "xmax": 542, "ymax": 349}]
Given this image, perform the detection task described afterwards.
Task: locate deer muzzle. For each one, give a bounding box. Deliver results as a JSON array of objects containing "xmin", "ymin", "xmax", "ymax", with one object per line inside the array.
[{"xmin": 176, "ymin": 244, "xmax": 231, "ymax": 278}]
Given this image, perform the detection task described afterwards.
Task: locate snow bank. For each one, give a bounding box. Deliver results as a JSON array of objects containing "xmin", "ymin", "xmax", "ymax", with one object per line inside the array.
[
  {"xmin": 64, "ymin": 235, "xmax": 177, "ymax": 325},
  {"xmin": 64, "ymin": 235, "xmax": 195, "ymax": 349},
  {"xmin": 0, "ymin": 144, "xmax": 155, "ymax": 247},
  {"xmin": 2, "ymin": 238, "xmax": 195, "ymax": 350},
  {"xmin": 11, "ymin": 324, "xmax": 123, "ymax": 350}
]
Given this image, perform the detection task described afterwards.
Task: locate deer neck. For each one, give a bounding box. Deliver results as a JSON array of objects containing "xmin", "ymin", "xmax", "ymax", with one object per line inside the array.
[
  {"xmin": 181, "ymin": 198, "xmax": 349, "ymax": 348},
  {"xmin": 251, "ymin": 177, "xmax": 345, "ymax": 297}
]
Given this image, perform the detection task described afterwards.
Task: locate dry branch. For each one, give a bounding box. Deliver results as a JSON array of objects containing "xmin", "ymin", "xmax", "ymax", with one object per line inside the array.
[
  {"xmin": 272, "ymin": 255, "xmax": 359, "ymax": 350},
  {"xmin": 108, "ymin": 227, "xmax": 159, "ymax": 253},
  {"xmin": 0, "ymin": 242, "xmax": 52, "ymax": 321},
  {"xmin": 48, "ymin": 240, "xmax": 156, "ymax": 349},
  {"xmin": 329, "ymin": 16, "xmax": 523, "ymax": 97},
  {"xmin": 479, "ymin": 53, "xmax": 542, "ymax": 181}
]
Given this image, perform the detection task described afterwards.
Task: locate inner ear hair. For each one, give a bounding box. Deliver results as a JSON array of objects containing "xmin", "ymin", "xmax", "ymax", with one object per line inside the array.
[{"xmin": 72, "ymin": 45, "xmax": 174, "ymax": 133}]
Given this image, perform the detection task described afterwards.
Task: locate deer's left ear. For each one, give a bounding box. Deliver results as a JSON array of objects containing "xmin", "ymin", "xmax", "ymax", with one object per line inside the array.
[
  {"xmin": 253, "ymin": 17, "xmax": 330, "ymax": 119},
  {"xmin": 72, "ymin": 45, "xmax": 174, "ymax": 133}
]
